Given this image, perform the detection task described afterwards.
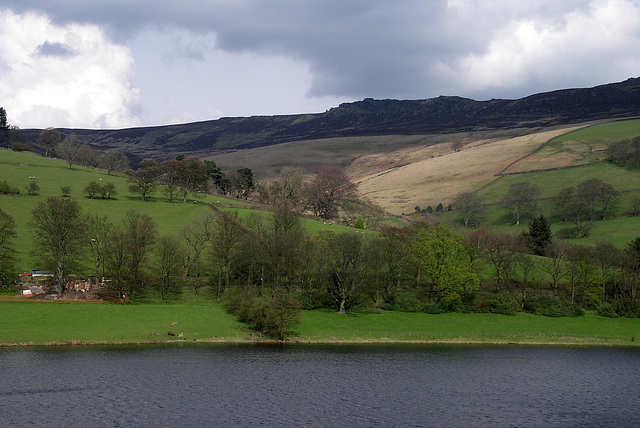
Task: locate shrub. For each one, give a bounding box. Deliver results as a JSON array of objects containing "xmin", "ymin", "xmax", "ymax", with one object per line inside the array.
[
  {"xmin": 474, "ymin": 292, "xmax": 518, "ymax": 315},
  {"xmin": 612, "ymin": 300, "xmax": 640, "ymax": 318},
  {"xmin": 84, "ymin": 181, "xmax": 102, "ymax": 199},
  {"xmin": 523, "ymin": 296, "xmax": 584, "ymax": 317},
  {"xmin": 61, "ymin": 185, "xmax": 72, "ymax": 197},
  {"xmin": 596, "ymin": 303, "xmax": 618, "ymax": 318},
  {"xmin": 380, "ymin": 292, "xmax": 424, "ymax": 312},
  {"xmin": 0, "ymin": 180, "xmax": 20, "ymax": 195},
  {"xmin": 25, "ymin": 180, "xmax": 39, "ymax": 196}
]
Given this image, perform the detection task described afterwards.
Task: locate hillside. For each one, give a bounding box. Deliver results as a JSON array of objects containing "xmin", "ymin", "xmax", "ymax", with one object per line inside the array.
[{"xmin": 17, "ymin": 77, "xmax": 640, "ymax": 164}]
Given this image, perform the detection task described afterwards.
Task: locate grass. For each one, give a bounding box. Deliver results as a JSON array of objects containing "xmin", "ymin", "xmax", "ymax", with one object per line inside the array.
[
  {"xmin": 2, "ymin": 298, "xmax": 639, "ymax": 347},
  {"xmin": 296, "ymin": 310, "xmax": 640, "ymax": 346},
  {"xmin": 0, "ymin": 149, "xmax": 364, "ymax": 272},
  {"xmin": 0, "ymin": 295, "xmax": 247, "ymax": 346}
]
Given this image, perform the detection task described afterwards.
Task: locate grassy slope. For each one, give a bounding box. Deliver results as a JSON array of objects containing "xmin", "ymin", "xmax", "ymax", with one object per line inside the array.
[
  {"xmin": 0, "ymin": 149, "xmax": 362, "ymax": 272},
  {"xmin": 1, "ymin": 299, "xmax": 638, "ymax": 346},
  {"xmin": 431, "ymin": 119, "xmax": 640, "ymax": 246}
]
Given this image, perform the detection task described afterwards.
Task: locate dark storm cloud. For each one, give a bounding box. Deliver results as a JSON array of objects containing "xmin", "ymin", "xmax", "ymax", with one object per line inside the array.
[{"xmin": 4, "ymin": 0, "xmax": 640, "ymax": 102}]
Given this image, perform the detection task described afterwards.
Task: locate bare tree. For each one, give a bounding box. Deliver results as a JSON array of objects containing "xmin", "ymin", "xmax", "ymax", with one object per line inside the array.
[
  {"xmin": 86, "ymin": 214, "xmax": 113, "ymax": 283},
  {"xmin": 306, "ymin": 167, "xmax": 357, "ymax": 220},
  {"xmin": 99, "ymin": 149, "xmax": 129, "ymax": 174},
  {"xmin": 0, "ymin": 208, "xmax": 17, "ymax": 282},
  {"xmin": 323, "ymin": 232, "xmax": 369, "ymax": 314},
  {"xmin": 57, "ymin": 134, "xmax": 85, "ymax": 169},
  {"xmin": 37, "ymin": 128, "xmax": 61, "ymax": 157},
  {"xmin": 180, "ymin": 212, "xmax": 215, "ymax": 281},
  {"xmin": 453, "ymin": 192, "xmax": 485, "ymax": 227},
  {"xmin": 501, "ymin": 181, "xmax": 540, "ymax": 225},
  {"xmin": 154, "ymin": 235, "xmax": 185, "ymax": 300}
]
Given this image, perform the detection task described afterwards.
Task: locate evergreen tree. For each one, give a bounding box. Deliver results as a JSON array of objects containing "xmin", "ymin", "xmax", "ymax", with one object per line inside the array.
[{"xmin": 524, "ymin": 215, "xmax": 552, "ymax": 256}]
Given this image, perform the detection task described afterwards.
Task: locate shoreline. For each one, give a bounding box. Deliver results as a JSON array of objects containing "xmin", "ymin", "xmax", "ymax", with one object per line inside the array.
[{"xmin": 2, "ymin": 336, "xmax": 638, "ymax": 348}]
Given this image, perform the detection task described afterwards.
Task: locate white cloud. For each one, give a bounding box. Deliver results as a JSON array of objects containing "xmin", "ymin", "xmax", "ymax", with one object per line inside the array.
[
  {"xmin": 450, "ymin": 0, "xmax": 640, "ymax": 97},
  {"xmin": 0, "ymin": 9, "xmax": 141, "ymax": 128}
]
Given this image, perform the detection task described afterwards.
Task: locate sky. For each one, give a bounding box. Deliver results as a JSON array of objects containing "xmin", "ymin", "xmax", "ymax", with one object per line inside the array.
[{"xmin": 2, "ymin": 0, "xmax": 640, "ymax": 129}]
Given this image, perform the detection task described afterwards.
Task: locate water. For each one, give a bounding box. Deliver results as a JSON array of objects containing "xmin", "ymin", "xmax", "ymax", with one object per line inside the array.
[{"xmin": 1, "ymin": 344, "xmax": 639, "ymax": 427}]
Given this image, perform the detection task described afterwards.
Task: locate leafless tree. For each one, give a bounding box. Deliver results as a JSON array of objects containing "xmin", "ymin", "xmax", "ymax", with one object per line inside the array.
[{"xmin": 306, "ymin": 167, "xmax": 357, "ymax": 220}]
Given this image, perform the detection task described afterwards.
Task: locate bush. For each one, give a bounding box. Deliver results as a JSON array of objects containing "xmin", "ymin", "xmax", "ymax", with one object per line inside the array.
[
  {"xmin": 612, "ymin": 300, "xmax": 640, "ymax": 318},
  {"xmin": 0, "ymin": 180, "xmax": 20, "ymax": 195},
  {"xmin": 25, "ymin": 180, "xmax": 39, "ymax": 196},
  {"xmin": 595, "ymin": 303, "xmax": 618, "ymax": 318},
  {"xmin": 61, "ymin": 185, "xmax": 72, "ymax": 197},
  {"xmin": 299, "ymin": 289, "xmax": 334, "ymax": 310},
  {"xmin": 523, "ymin": 296, "xmax": 584, "ymax": 317},
  {"xmin": 474, "ymin": 292, "xmax": 518, "ymax": 315},
  {"xmin": 380, "ymin": 292, "xmax": 424, "ymax": 312}
]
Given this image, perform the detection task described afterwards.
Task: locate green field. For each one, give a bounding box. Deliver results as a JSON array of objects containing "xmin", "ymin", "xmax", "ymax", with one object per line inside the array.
[
  {"xmin": 0, "ymin": 149, "xmax": 364, "ymax": 272},
  {"xmin": 1, "ymin": 298, "xmax": 638, "ymax": 346}
]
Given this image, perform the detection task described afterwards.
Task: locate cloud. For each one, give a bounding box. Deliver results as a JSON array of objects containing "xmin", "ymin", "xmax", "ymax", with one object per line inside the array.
[
  {"xmin": 2, "ymin": 1, "xmax": 640, "ymax": 127},
  {"xmin": 447, "ymin": 0, "xmax": 640, "ymax": 98},
  {"xmin": 0, "ymin": 9, "xmax": 141, "ymax": 128}
]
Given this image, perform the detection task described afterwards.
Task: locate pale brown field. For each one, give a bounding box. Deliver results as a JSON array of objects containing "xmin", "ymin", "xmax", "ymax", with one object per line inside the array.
[{"xmin": 355, "ymin": 126, "xmax": 584, "ymax": 215}]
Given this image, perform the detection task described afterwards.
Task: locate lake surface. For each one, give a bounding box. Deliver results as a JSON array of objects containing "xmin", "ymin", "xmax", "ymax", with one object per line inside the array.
[{"xmin": 1, "ymin": 344, "xmax": 639, "ymax": 427}]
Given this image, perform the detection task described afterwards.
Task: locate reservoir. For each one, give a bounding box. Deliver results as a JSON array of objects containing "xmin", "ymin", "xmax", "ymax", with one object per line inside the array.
[{"xmin": 1, "ymin": 344, "xmax": 638, "ymax": 427}]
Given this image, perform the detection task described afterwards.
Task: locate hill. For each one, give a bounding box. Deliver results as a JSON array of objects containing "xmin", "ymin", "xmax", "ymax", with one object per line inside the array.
[
  {"xmin": 0, "ymin": 149, "xmax": 361, "ymax": 272},
  {"xmin": 17, "ymin": 77, "xmax": 640, "ymax": 165}
]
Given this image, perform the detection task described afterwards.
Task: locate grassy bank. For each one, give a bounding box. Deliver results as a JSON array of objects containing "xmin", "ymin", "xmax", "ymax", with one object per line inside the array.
[{"xmin": 2, "ymin": 299, "xmax": 639, "ymax": 347}]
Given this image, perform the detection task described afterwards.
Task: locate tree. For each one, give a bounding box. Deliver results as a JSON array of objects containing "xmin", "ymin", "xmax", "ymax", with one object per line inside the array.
[
  {"xmin": 25, "ymin": 179, "xmax": 40, "ymax": 196},
  {"xmin": 0, "ymin": 107, "xmax": 9, "ymax": 148},
  {"xmin": 127, "ymin": 159, "xmax": 161, "ymax": 202},
  {"xmin": 263, "ymin": 288, "xmax": 302, "ymax": 340},
  {"xmin": 375, "ymin": 226, "xmax": 416, "ymax": 300},
  {"xmin": 204, "ymin": 160, "xmax": 231, "ymax": 195},
  {"xmin": 595, "ymin": 181, "xmax": 620, "ymax": 220},
  {"xmin": 575, "ymin": 178, "xmax": 619, "ymax": 221},
  {"xmin": 231, "ymin": 167, "xmax": 255, "ymax": 199},
  {"xmin": 524, "ymin": 215, "xmax": 552, "ymax": 256},
  {"xmin": 99, "ymin": 182, "xmax": 117, "ymax": 199},
  {"xmin": 210, "ymin": 210, "xmax": 246, "ymax": 301},
  {"xmin": 474, "ymin": 230, "xmax": 518, "ymax": 290},
  {"xmin": 501, "ymin": 181, "xmax": 540, "ymax": 225},
  {"xmin": 552, "ymin": 187, "xmax": 575, "ymax": 222},
  {"xmin": 29, "ymin": 197, "xmax": 86, "ymax": 295},
  {"xmin": 306, "ymin": 167, "xmax": 357, "ymax": 220},
  {"xmin": 180, "ymin": 212, "xmax": 215, "ymax": 281},
  {"xmin": 37, "ymin": 128, "xmax": 61, "ymax": 157},
  {"xmin": 453, "ymin": 192, "xmax": 485, "ymax": 227},
  {"xmin": 154, "ymin": 235, "xmax": 185, "ymax": 300},
  {"xmin": 624, "ymin": 237, "xmax": 640, "ymax": 301},
  {"xmin": 0, "ymin": 208, "xmax": 17, "ymax": 283},
  {"xmin": 176, "ymin": 156, "xmax": 208, "ymax": 203},
  {"xmin": 262, "ymin": 202, "xmax": 307, "ymax": 288},
  {"xmin": 99, "ymin": 149, "xmax": 129, "ymax": 175},
  {"xmin": 540, "ymin": 240, "xmax": 568, "ymax": 296},
  {"xmin": 57, "ymin": 134, "xmax": 85, "ymax": 169},
  {"xmin": 566, "ymin": 200, "xmax": 591, "ymax": 238},
  {"xmin": 84, "ymin": 181, "xmax": 102, "ymax": 199},
  {"xmin": 630, "ymin": 193, "xmax": 640, "ymax": 217},
  {"xmin": 103, "ymin": 211, "xmax": 157, "ymax": 299},
  {"xmin": 323, "ymin": 232, "xmax": 369, "ymax": 314},
  {"xmin": 413, "ymin": 224, "xmax": 479, "ymax": 307},
  {"xmin": 86, "ymin": 214, "xmax": 113, "ymax": 283}
]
